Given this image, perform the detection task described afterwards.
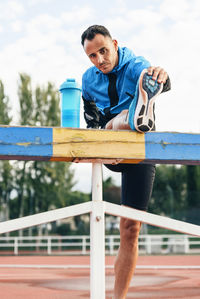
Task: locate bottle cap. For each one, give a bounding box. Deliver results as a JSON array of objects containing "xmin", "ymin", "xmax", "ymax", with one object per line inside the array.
[{"xmin": 59, "ymin": 78, "xmax": 81, "ymax": 91}]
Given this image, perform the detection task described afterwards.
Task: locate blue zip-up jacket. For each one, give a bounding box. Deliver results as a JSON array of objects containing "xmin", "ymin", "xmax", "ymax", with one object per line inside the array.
[{"xmin": 82, "ymin": 47, "xmax": 170, "ymax": 128}]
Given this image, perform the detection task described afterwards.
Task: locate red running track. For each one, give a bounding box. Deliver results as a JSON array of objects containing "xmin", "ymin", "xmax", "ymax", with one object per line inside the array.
[{"xmin": 0, "ymin": 255, "xmax": 199, "ymax": 299}]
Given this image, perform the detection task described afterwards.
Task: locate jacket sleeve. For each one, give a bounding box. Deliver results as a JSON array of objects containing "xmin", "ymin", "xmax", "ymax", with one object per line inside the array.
[{"xmin": 82, "ymin": 97, "xmax": 100, "ymax": 128}]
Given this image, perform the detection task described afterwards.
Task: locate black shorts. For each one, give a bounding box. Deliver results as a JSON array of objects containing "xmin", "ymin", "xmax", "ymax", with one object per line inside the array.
[{"xmin": 104, "ymin": 163, "xmax": 156, "ymax": 211}]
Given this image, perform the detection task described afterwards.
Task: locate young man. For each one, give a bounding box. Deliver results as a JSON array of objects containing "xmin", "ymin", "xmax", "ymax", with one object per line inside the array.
[{"xmin": 81, "ymin": 25, "xmax": 170, "ymax": 299}]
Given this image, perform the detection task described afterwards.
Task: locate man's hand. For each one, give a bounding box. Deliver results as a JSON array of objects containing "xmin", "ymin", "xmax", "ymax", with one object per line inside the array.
[{"xmin": 147, "ymin": 66, "xmax": 168, "ymax": 84}]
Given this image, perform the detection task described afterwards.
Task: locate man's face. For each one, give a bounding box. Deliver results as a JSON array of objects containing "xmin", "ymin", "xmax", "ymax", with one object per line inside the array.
[{"xmin": 83, "ymin": 34, "xmax": 118, "ymax": 74}]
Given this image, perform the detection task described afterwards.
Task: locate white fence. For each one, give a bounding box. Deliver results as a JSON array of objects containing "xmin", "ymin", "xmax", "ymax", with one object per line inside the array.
[
  {"xmin": 0, "ymin": 234, "xmax": 199, "ymax": 256},
  {"xmin": 0, "ymin": 163, "xmax": 200, "ymax": 299}
]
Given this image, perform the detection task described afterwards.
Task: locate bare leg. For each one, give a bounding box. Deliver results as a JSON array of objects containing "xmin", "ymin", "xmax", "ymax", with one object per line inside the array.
[
  {"xmin": 113, "ymin": 217, "xmax": 141, "ymax": 299},
  {"xmin": 106, "ymin": 112, "xmax": 142, "ymax": 298}
]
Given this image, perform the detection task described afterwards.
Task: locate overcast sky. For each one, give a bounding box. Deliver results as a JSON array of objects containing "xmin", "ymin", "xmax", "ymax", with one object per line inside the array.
[{"xmin": 0, "ymin": 0, "xmax": 200, "ymax": 192}]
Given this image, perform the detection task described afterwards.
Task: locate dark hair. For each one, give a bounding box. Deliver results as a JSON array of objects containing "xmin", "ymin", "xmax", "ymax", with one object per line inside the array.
[{"xmin": 81, "ymin": 25, "xmax": 112, "ymax": 46}]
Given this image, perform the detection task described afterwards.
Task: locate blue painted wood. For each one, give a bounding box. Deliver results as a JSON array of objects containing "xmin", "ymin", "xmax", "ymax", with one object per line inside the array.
[
  {"xmin": 145, "ymin": 132, "xmax": 200, "ymax": 164},
  {"xmin": 0, "ymin": 127, "xmax": 52, "ymax": 160}
]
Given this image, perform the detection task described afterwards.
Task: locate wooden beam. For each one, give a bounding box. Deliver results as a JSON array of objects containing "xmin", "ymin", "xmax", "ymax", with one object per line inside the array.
[{"xmin": 0, "ymin": 126, "xmax": 200, "ymax": 164}]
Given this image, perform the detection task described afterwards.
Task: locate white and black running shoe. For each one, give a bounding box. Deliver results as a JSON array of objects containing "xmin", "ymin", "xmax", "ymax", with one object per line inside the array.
[{"xmin": 128, "ymin": 69, "xmax": 163, "ymax": 132}]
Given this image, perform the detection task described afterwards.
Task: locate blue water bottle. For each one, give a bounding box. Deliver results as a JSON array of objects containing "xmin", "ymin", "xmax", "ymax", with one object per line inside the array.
[{"xmin": 59, "ymin": 78, "xmax": 81, "ymax": 128}]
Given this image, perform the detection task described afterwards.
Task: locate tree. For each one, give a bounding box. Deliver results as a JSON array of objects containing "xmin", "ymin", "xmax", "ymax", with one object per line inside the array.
[
  {"xmin": 0, "ymin": 81, "xmax": 12, "ymax": 125},
  {"xmin": 28, "ymin": 79, "xmax": 75, "ymax": 214},
  {"xmin": 185, "ymin": 165, "xmax": 200, "ymax": 224},
  {"xmin": 103, "ymin": 177, "xmax": 121, "ymax": 205},
  {"xmin": 18, "ymin": 73, "xmax": 34, "ymax": 126},
  {"xmin": 16, "ymin": 74, "xmax": 34, "ymax": 224},
  {"xmin": 34, "ymin": 82, "xmax": 60, "ymax": 127},
  {"xmin": 149, "ymin": 165, "xmax": 187, "ymax": 218},
  {"xmin": 103, "ymin": 177, "xmax": 121, "ymax": 234},
  {"xmin": 8, "ymin": 74, "xmax": 76, "ymax": 236},
  {"xmin": 0, "ymin": 80, "xmax": 13, "ymax": 230}
]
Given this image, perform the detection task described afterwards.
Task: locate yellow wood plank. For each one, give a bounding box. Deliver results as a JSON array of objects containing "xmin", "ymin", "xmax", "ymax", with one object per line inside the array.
[
  {"xmin": 52, "ymin": 128, "xmax": 145, "ymax": 163},
  {"xmin": 50, "ymin": 157, "xmax": 144, "ymax": 164}
]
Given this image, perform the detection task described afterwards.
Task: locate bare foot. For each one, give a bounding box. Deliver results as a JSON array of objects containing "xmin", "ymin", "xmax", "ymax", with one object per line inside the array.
[{"xmin": 105, "ymin": 110, "xmax": 131, "ymax": 130}]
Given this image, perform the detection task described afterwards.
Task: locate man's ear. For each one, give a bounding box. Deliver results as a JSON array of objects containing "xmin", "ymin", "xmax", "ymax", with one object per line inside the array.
[{"xmin": 113, "ymin": 39, "xmax": 118, "ymax": 50}]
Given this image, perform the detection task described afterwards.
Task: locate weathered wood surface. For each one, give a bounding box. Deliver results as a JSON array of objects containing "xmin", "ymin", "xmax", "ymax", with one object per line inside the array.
[{"xmin": 0, "ymin": 126, "xmax": 200, "ymax": 164}]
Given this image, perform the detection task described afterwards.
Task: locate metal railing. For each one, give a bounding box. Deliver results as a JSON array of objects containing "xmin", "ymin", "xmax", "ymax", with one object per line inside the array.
[
  {"xmin": 0, "ymin": 164, "xmax": 200, "ymax": 299},
  {"xmin": 0, "ymin": 234, "xmax": 199, "ymax": 255}
]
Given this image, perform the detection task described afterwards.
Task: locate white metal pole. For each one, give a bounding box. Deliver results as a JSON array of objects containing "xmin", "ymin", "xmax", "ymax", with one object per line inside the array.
[
  {"xmin": 14, "ymin": 237, "xmax": 18, "ymax": 255},
  {"xmin": 90, "ymin": 163, "xmax": 105, "ymax": 299},
  {"xmin": 47, "ymin": 237, "xmax": 51, "ymax": 255}
]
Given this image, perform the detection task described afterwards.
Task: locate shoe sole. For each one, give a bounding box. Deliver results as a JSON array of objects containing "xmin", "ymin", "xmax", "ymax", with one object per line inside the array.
[{"xmin": 129, "ymin": 70, "xmax": 163, "ymax": 132}]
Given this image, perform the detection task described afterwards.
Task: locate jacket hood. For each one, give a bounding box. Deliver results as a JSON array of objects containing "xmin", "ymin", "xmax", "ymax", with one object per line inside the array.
[
  {"xmin": 111, "ymin": 47, "xmax": 136, "ymax": 73},
  {"xmin": 94, "ymin": 47, "xmax": 136, "ymax": 75}
]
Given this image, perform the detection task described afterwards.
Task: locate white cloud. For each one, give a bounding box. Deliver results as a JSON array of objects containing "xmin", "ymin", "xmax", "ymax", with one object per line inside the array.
[
  {"xmin": 127, "ymin": 9, "xmax": 163, "ymax": 27},
  {"xmin": 160, "ymin": 0, "xmax": 190, "ymax": 21},
  {"xmin": 0, "ymin": 0, "xmax": 25, "ymax": 20},
  {"xmin": 10, "ymin": 0, "xmax": 25, "ymax": 14},
  {"xmin": 28, "ymin": 0, "xmax": 52, "ymax": 5},
  {"xmin": 61, "ymin": 6, "xmax": 94, "ymax": 24},
  {"xmin": 10, "ymin": 20, "xmax": 22, "ymax": 32},
  {"xmin": 26, "ymin": 13, "xmax": 62, "ymax": 33},
  {"xmin": 0, "ymin": 6, "xmax": 92, "ymax": 119}
]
